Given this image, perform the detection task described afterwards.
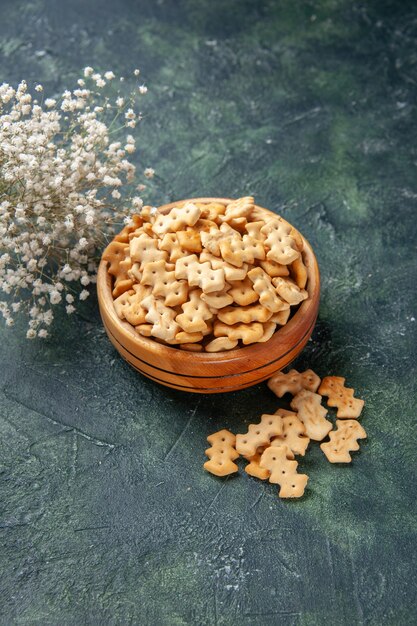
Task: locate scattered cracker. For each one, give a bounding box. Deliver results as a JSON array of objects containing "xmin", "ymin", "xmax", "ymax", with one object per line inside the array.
[
  {"xmin": 268, "ymin": 368, "xmax": 321, "ymax": 398},
  {"xmin": 318, "ymin": 376, "xmax": 365, "ymax": 418},
  {"xmin": 260, "ymin": 445, "xmax": 308, "ymax": 498},
  {"xmin": 244, "ymin": 452, "xmax": 270, "ymax": 480},
  {"xmin": 290, "ymin": 390, "xmax": 332, "ymax": 442},
  {"xmin": 203, "ymin": 429, "xmax": 239, "ymax": 477},
  {"xmin": 236, "ymin": 414, "xmax": 284, "ymax": 457},
  {"xmin": 320, "ymin": 420, "xmax": 367, "ymax": 463},
  {"xmin": 272, "ymin": 409, "xmax": 310, "ymax": 456}
]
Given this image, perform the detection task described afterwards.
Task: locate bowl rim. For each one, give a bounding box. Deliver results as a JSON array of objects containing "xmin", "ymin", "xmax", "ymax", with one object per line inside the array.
[{"xmin": 97, "ymin": 197, "xmax": 320, "ymax": 363}]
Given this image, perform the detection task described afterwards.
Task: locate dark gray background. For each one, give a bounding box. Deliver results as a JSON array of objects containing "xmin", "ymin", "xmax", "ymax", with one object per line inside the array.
[{"xmin": 1, "ymin": 1, "xmax": 416, "ymax": 624}]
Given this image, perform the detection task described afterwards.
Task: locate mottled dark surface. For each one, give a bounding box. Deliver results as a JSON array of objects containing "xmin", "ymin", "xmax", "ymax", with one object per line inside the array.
[{"xmin": 1, "ymin": 1, "xmax": 417, "ymax": 624}]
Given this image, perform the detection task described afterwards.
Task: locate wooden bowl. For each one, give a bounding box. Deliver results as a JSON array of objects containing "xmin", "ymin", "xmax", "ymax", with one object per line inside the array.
[{"xmin": 97, "ymin": 198, "xmax": 320, "ymax": 393}]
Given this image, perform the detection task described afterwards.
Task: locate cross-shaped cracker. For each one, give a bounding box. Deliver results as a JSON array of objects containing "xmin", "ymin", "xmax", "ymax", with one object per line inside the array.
[
  {"xmin": 199, "ymin": 250, "xmax": 248, "ymax": 282},
  {"xmin": 290, "ymin": 390, "xmax": 332, "ymax": 442},
  {"xmin": 219, "ymin": 196, "xmax": 254, "ymax": 222},
  {"xmin": 261, "ymin": 217, "xmax": 300, "ymax": 265},
  {"xmin": 236, "ymin": 413, "xmax": 284, "ymax": 457},
  {"xmin": 217, "ymin": 304, "xmax": 272, "ymax": 325},
  {"xmin": 213, "ymin": 320, "xmax": 264, "ymax": 345},
  {"xmin": 120, "ymin": 284, "xmax": 152, "ymax": 326},
  {"xmin": 175, "ymin": 254, "xmax": 226, "ymax": 294},
  {"xmin": 228, "ymin": 277, "xmax": 259, "ymax": 306},
  {"xmin": 130, "ymin": 232, "xmax": 168, "ymax": 267},
  {"xmin": 260, "ymin": 445, "xmax": 308, "ymax": 498},
  {"xmin": 141, "ymin": 294, "xmax": 180, "ymax": 342},
  {"xmin": 272, "ymin": 277, "xmax": 308, "ymax": 305},
  {"xmin": 159, "ymin": 233, "xmax": 189, "ymax": 263},
  {"xmin": 247, "ymin": 267, "xmax": 287, "ymax": 313},
  {"xmin": 140, "ymin": 259, "xmax": 188, "ymax": 307},
  {"xmin": 290, "ymin": 256, "xmax": 308, "ymax": 289},
  {"xmin": 219, "ymin": 234, "xmax": 265, "ymax": 267},
  {"xmin": 318, "ymin": 376, "xmax": 365, "ymax": 418},
  {"xmin": 267, "ymin": 368, "xmax": 321, "ymax": 398},
  {"xmin": 203, "ymin": 429, "xmax": 239, "ymax": 477},
  {"xmin": 152, "ymin": 202, "xmax": 202, "ymax": 236},
  {"xmin": 272, "ymin": 409, "xmax": 310, "ymax": 456},
  {"xmin": 321, "ymin": 420, "xmax": 367, "ymax": 463},
  {"xmin": 176, "ymin": 289, "xmax": 214, "ymax": 333},
  {"xmin": 244, "ymin": 452, "xmax": 270, "ymax": 480}
]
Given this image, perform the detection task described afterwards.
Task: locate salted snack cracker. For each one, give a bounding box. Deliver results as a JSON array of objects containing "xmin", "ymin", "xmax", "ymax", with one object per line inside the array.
[
  {"xmin": 121, "ymin": 284, "xmax": 152, "ymax": 326},
  {"xmin": 245, "ymin": 220, "xmax": 265, "ymax": 241},
  {"xmin": 175, "ymin": 254, "xmax": 226, "ymax": 293},
  {"xmin": 180, "ymin": 343, "xmax": 203, "ymax": 351},
  {"xmin": 200, "ymin": 289, "xmax": 234, "ymax": 309},
  {"xmin": 141, "ymin": 294, "xmax": 180, "ymax": 342},
  {"xmin": 258, "ymin": 321, "xmax": 277, "ymax": 342},
  {"xmin": 217, "ymin": 304, "xmax": 272, "ymax": 325},
  {"xmin": 114, "ymin": 214, "xmax": 143, "ymax": 243},
  {"xmin": 219, "ymin": 234, "xmax": 265, "ymax": 267},
  {"xmin": 140, "ymin": 259, "xmax": 188, "ymax": 307},
  {"xmin": 321, "ymin": 420, "xmax": 367, "ymax": 463},
  {"xmin": 290, "ymin": 256, "xmax": 308, "ymax": 289},
  {"xmin": 318, "ymin": 376, "xmax": 365, "ymax": 418},
  {"xmin": 220, "ymin": 196, "xmax": 254, "ymax": 222},
  {"xmin": 235, "ymin": 414, "xmax": 283, "ymax": 457},
  {"xmin": 260, "ymin": 445, "xmax": 308, "ymax": 498},
  {"xmin": 159, "ymin": 233, "xmax": 188, "ymax": 263},
  {"xmin": 130, "ymin": 232, "xmax": 167, "ymax": 266},
  {"xmin": 247, "ymin": 267, "xmax": 287, "ymax": 313},
  {"xmin": 272, "ymin": 409, "xmax": 310, "ymax": 456},
  {"xmin": 261, "ymin": 217, "xmax": 300, "ymax": 265},
  {"xmin": 228, "ymin": 278, "xmax": 259, "ymax": 306},
  {"xmin": 272, "ymin": 277, "xmax": 308, "ymax": 306},
  {"xmin": 213, "ymin": 320, "xmax": 264, "ymax": 345},
  {"xmin": 203, "ymin": 429, "xmax": 239, "ymax": 477},
  {"xmin": 267, "ymin": 368, "xmax": 321, "ymax": 397},
  {"xmin": 176, "ymin": 290, "xmax": 213, "ymax": 333},
  {"xmin": 244, "ymin": 452, "xmax": 270, "ymax": 480},
  {"xmin": 199, "ymin": 250, "xmax": 248, "ymax": 282},
  {"xmin": 152, "ymin": 202, "xmax": 202, "ymax": 236},
  {"xmin": 270, "ymin": 308, "xmax": 291, "ymax": 325},
  {"xmin": 260, "ymin": 259, "xmax": 290, "ymax": 277},
  {"xmin": 197, "ymin": 201, "xmax": 226, "ymax": 222},
  {"xmin": 290, "ymin": 390, "xmax": 332, "ymax": 441},
  {"xmin": 205, "ymin": 337, "xmax": 238, "ymax": 352},
  {"xmin": 176, "ymin": 229, "xmax": 202, "ymax": 254},
  {"xmin": 113, "ymin": 288, "xmax": 135, "ymax": 320}
]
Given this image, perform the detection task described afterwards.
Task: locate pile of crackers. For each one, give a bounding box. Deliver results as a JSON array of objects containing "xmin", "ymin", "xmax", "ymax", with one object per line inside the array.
[
  {"xmin": 204, "ymin": 370, "xmax": 366, "ymax": 498},
  {"xmin": 103, "ymin": 197, "xmax": 309, "ymax": 351}
]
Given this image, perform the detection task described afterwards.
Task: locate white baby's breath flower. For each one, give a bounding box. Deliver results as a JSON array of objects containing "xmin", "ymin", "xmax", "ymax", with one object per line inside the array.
[
  {"xmin": 144, "ymin": 167, "xmax": 155, "ymax": 179},
  {"xmin": 134, "ymin": 69, "xmax": 140, "ymax": 76},
  {"xmin": 49, "ymin": 290, "xmax": 62, "ymax": 305},
  {"xmin": 0, "ymin": 69, "xmax": 151, "ymax": 338},
  {"xmin": 35, "ymin": 84, "xmax": 43, "ymax": 92},
  {"xmin": 138, "ymin": 85, "xmax": 148, "ymax": 94}
]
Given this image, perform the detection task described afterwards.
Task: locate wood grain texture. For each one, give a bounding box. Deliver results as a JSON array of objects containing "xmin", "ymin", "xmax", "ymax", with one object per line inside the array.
[{"xmin": 97, "ymin": 200, "xmax": 320, "ymax": 392}]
